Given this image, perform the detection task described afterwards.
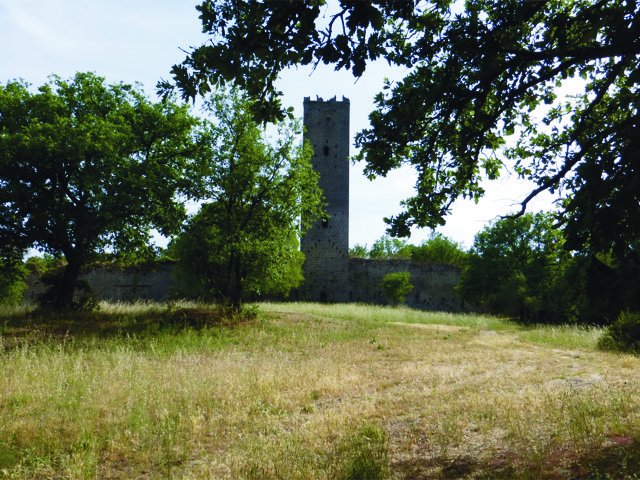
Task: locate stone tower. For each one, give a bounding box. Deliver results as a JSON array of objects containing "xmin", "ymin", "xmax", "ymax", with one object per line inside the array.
[{"xmin": 301, "ymin": 96, "xmax": 350, "ymax": 302}]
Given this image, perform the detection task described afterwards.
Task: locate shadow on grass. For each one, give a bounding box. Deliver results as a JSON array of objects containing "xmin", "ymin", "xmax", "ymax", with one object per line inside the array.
[
  {"xmin": 394, "ymin": 438, "xmax": 640, "ymax": 480},
  {"xmin": 0, "ymin": 305, "xmax": 246, "ymax": 350}
]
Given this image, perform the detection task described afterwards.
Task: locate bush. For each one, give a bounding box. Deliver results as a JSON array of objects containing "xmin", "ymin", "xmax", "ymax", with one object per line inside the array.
[
  {"xmin": 349, "ymin": 244, "xmax": 369, "ymax": 258},
  {"xmin": 380, "ymin": 272, "xmax": 413, "ymax": 306},
  {"xmin": 598, "ymin": 311, "xmax": 640, "ymax": 353}
]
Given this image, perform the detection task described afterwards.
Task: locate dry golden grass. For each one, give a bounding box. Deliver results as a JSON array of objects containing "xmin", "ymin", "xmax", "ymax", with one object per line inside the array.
[{"xmin": 0, "ymin": 302, "xmax": 639, "ymax": 479}]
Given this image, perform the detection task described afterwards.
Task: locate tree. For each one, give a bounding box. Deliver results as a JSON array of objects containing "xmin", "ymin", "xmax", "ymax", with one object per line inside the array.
[
  {"xmin": 380, "ymin": 272, "xmax": 414, "ymax": 306},
  {"xmin": 369, "ymin": 235, "xmax": 412, "ymax": 260},
  {"xmin": 349, "ymin": 244, "xmax": 369, "ymax": 258},
  {"xmin": 164, "ymin": 0, "xmax": 640, "ymax": 260},
  {"xmin": 171, "ymin": 91, "xmax": 324, "ymax": 312},
  {"xmin": 0, "ymin": 257, "xmax": 28, "ymax": 306},
  {"xmin": 0, "ymin": 73, "xmax": 206, "ymax": 310},
  {"xmin": 457, "ymin": 212, "xmax": 574, "ymax": 323},
  {"xmin": 410, "ymin": 233, "xmax": 467, "ymax": 267}
]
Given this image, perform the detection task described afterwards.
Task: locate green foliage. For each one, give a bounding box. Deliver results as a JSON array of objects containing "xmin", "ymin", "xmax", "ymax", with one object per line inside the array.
[
  {"xmin": 410, "ymin": 232, "xmax": 467, "ymax": 267},
  {"xmin": 0, "ymin": 258, "xmax": 28, "ymax": 306},
  {"xmin": 0, "ymin": 72, "xmax": 206, "ymax": 310},
  {"xmin": 458, "ymin": 212, "xmax": 576, "ymax": 323},
  {"xmin": 172, "ymin": 90, "xmax": 323, "ymax": 312},
  {"xmin": 349, "ymin": 244, "xmax": 369, "ymax": 259},
  {"xmin": 350, "ymin": 233, "xmax": 466, "ymax": 267},
  {"xmin": 168, "ymin": 1, "xmax": 640, "ymax": 263},
  {"xmin": 369, "ymin": 235, "xmax": 412, "ymax": 260},
  {"xmin": 598, "ymin": 311, "xmax": 640, "ymax": 353},
  {"xmin": 380, "ymin": 272, "xmax": 413, "ymax": 306},
  {"xmin": 24, "ymin": 255, "xmax": 66, "ymax": 278}
]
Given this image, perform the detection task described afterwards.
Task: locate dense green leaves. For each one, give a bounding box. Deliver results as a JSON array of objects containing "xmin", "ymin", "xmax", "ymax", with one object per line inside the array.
[
  {"xmin": 458, "ymin": 212, "xmax": 577, "ymax": 323},
  {"xmin": 369, "ymin": 235, "xmax": 412, "ymax": 260},
  {"xmin": 161, "ymin": 0, "xmax": 420, "ymax": 123},
  {"xmin": 168, "ymin": 0, "xmax": 640, "ymax": 260},
  {"xmin": 171, "ymin": 91, "xmax": 324, "ymax": 311},
  {"xmin": 409, "ymin": 233, "xmax": 467, "ymax": 267},
  {"xmin": 380, "ymin": 272, "xmax": 414, "ymax": 306},
  {"xmin": 349, "ymin": 232, "xmax": 467, "ymax": 266},
  {"xmin": 0, "ymin": 73, "xmax": 206, "ymax": 309},
  {"xmin": 0, "ymin": 258, "xmax": 28, "ymax": 306},
  {"xmin": 598, "ymin": 311, "xmax": 640, "ymax": 353}
]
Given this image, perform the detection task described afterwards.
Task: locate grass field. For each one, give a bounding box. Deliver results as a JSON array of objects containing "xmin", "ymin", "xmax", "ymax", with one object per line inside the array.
[{"xmin": 1, "ymin": 301, "xmax": 639, "ymax": 479}]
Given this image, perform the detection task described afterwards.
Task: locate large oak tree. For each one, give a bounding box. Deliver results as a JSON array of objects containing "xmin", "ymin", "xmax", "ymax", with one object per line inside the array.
[
  {"xmin": 162, "ymin": 0, "xmax": 640, "ymax": 261},
  {"xmin": 0, "ymin": 72, "xmax": 207, "ymax": 309}
]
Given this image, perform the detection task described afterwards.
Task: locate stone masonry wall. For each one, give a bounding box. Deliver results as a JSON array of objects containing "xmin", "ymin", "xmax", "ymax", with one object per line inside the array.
[
  {"xmin": 349, "ymin": 258, "xmax": 466, "ymax": 311},
  {"xmin": 300, "ymin": 96, "xmax": 350, "ymax": 302},
  {"xmin": 23, "ymin": 263, "xmax": 176, "ymax": 304},
  {"xmin": 22, "ymin": 261, "xmax": 466, "ymax": 312}
]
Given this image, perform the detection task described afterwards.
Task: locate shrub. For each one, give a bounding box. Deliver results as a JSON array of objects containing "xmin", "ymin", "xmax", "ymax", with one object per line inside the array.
[
  {"xmin": 380, "ymin": 272, "xmax": 413, "ymax": 306},
  {"xmin": 598, "ymin": 311, "xmax": 640, "ymax": 353},
  {"xmin": 349, "ymin": 244, "xmax": 369, "ymax": 258}
]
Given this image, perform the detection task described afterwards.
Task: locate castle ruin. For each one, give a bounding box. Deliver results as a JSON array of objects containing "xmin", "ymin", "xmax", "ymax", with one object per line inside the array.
[
  {"xmin": 23, "ymin": 96, "xmax": 465, "ymax": 311},
  {"xmin": 300, "ymin": 96, "xmax": 351, "ymax": 302}
]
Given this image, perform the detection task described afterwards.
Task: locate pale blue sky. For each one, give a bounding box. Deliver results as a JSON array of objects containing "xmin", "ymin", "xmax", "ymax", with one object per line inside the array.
[{"xmin": 0, "ymin": 0, "xmax": 558, "ymax": 249}]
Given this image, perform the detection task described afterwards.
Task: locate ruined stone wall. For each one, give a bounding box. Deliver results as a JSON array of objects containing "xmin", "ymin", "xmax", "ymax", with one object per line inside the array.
[
  {"xmin": 23, "ymin": 263, "xmax": 176, "ymax": 304},
  {"xmin": 300, "ymin": 96, "xmax": 350, "ymax": 302},
  {"xmin": 22, "ymin": 261, "xmax": 466, "ymax": 312},
  {"xmin": 348, "ymin": 258, "xmax": 466, "ymax": 311}
]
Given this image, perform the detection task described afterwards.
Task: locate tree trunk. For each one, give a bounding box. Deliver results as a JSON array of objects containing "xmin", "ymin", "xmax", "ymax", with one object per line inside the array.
[
  {"xmin": 231, "ymin": 259, "xmax": 244, "ymax": 313},
  {"xmin": 55, "ymin": 256, "xmax": 83, "ymax": 311}
]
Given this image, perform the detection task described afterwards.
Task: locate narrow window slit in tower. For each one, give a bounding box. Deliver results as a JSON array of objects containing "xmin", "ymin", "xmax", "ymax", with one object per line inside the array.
[
  {"xmin": 324, "ymin": 146, "xmax": 330, "ymax": 156},
  {"xmin": 322, "ymin": 217, "xmax": 328, "ymax": 228}
]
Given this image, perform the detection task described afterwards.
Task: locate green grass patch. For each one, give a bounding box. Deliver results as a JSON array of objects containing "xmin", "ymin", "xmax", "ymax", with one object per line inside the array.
[
  {"xmin": 0, "ymin": 301, "xmax": 638, "ymax": 478},
  {"xmin": 516, "ymin": 324, "xmax": 605, "ymax": 350},
  {"xmin": 261, "ymin": 302, "xmax": 508, "ymax": 330}
]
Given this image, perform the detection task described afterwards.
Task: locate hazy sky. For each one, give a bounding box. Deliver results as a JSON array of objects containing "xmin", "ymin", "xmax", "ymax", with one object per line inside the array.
[{"xmin": 0, "ymin": 0, "xmax": 559, "ymax": 249}]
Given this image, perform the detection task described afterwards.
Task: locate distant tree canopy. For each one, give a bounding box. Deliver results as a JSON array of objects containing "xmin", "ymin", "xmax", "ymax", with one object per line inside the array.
[
  {"xmin": 409, "ymin": 233, "xmax": 467, "ymax": 267},
  {"xmin": 369, "ymin": 236, "xmax": 412, "ymax": 260},
  {"xmin": 350, "ymin": 233, "xmax": 467, "ymax": 267},
  {"xmin": 0, "ymin": 72, "xmax": 207, "ymax": 310},
  {"xmin": 456, "ymin": 211, "xmax": 619, "ymax": 324},
  {"xmin": 171, "ymin": 91, "xmax": 324, "ymax": 312},
  {"xmin": 165, "ymin": 0, "xmax": 640, "ymax": 264}
]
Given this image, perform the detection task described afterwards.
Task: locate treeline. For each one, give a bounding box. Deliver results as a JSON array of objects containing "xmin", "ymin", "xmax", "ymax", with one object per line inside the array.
[
  {"xmin": 458, "ymin": 212, "xmax": 640, "ymax": 327},
  {"xmin": 353, "ymin": 212, "xmax": 640, "ymax": 333},
  {"xmin": 349, "ymin": 233, "xmax": 467, "ymax": 267}
]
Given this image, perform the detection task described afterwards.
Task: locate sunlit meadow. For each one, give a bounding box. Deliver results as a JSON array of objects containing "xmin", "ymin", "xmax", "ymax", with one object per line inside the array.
[{"xmin": 1, "ymin": 301, "xmax": 639, "ymax": 479}]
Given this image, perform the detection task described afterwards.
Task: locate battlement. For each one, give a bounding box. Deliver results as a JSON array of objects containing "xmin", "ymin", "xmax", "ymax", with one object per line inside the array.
[{"xmin": 303, "ymin": 95, "xmax": 350, "ymax": 104}]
